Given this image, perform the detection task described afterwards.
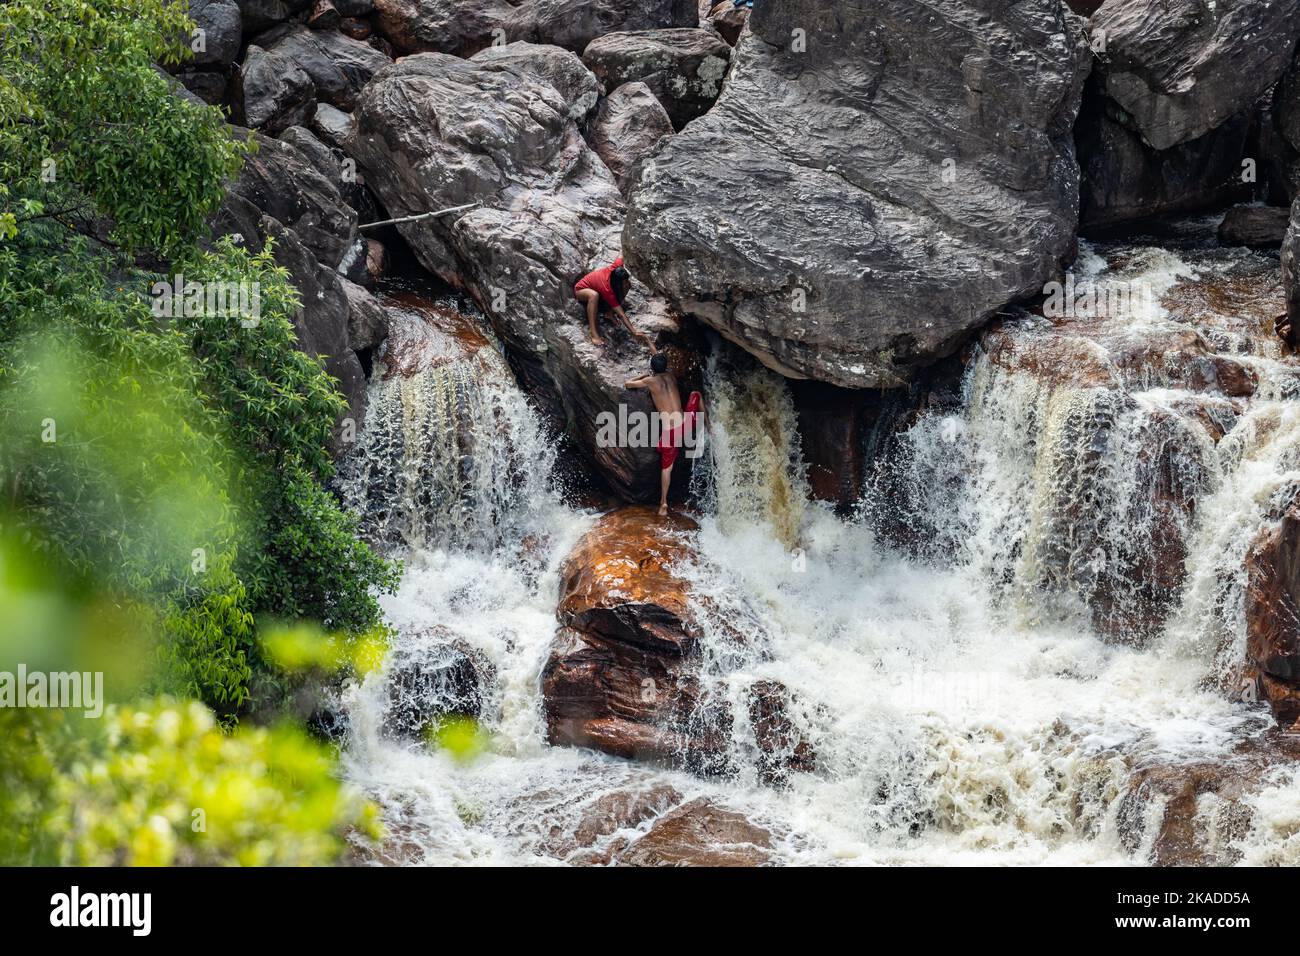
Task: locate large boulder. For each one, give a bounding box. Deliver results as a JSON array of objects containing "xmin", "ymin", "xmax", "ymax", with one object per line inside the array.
[
  {"xmin": 525, "ymin": 0, "xmax": 699, "ymax": 53},
  {"xmin": 623, "ymin": 0, "xmax": 1092, "ymax": 389},
  {"xmin": 587, "ymin": 82, "xmax": 674, "ymax": 197},
  {"xmin": 609, "ymin": 798, "xmax": 773, "ymax": 866},
  {"xmin": 1270, "ymin": 61, "xmax": 1300, "ymax": 202},
  {"xmin": 542, "ymin": 507, "xmax": 814, "ymax": 780},
  {"xmin": 1245, "ymin": 500, "xmax": 1300, "ymax": 725},
  {"xmin": 1217, "ymin": 205, "xmax": 1292, "ymax": 249},
  {"xmin": 209, "ymin": 132, "xmax": 368, "ymax": 446},
  {"xmin": 234, "ymin": 44, "xmax": 317, "ymax": 134},
  {"xmin": 1284, "ymin": 196, "xmax": 1300, "ymax": 336},
  {"xmin": 187, "ymin": 0, "xmax": 243, "ymax": 69},
  {"xmin": 382, "ymin": 627, "xmax": 496, "ymax": 739},
  {"xmin": 581, "ymin": 28, "xmax": 731, "ymax": 129},
  {"xmin": 371, "ymin": 0, "xmax": 697, "ymax": 56},
  {"xmin": 237, "ymin": 0, "xmax": 311, "ymax": 33},
  {"xmin": 257, "ymin": 23, "xmax": 392, "ymax": 111},
  {"xmin": 229, "ymin": 132, "xmax": 358, "ymax": 269},
  {"xmin": 1089, "ymin": 0, "xmax": 1300, "ymax": 151},
  {"xmin": 347, "ymin": 53, "xmax": 682, "ymax": 498},
  {"xmin": 371, "ymin": 0, "xmax": 519, "ymax": 55},
  {"xmin": 1076, "ymin": 78, "xmax": 1252, "ymax": 229},
  {"xmin": 543, "ymin": 509, "xmax": 726, "ymax": 771},
  {"xmin": 470, "ymin": 41, "xmax": 602, "ymax": 122}
]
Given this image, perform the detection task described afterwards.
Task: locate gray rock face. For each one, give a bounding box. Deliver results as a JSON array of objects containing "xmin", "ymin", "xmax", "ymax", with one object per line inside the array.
[
  {"xmin": 371, "ymin": 0, "xmax": 697, "ymax": 56},
  {"xmin": 1077, "ymin": 77, "xmax": 1251, "ymax": 229},
  {"xmin": 176, "ymin": 69, "xmax": 229, "ymax": 104},
  {"xmin": 471, "ymin": 41, "xmax": 602, "ymax": 122},
  {"xmin": 259, "ymin": 23, "xmax": 392, "ymax": 110},
  {"xmin": 1260, "ymin": 61, "xmax": 1300, "ymax": 203},
  {"xmin": 311, "ymin": 102, "xmax": 356, "ymax": 148},
  {"xmin": 235, "ymin": 132, "xmax": 358, "ymax": 269},
  {"xmin": 587, "ymin": 82, "xmax": 673, "ymax": 196},
  {"xmin": 1090, "ymin": 0, "xmax": 1300, "ymax": 151},
  {"xmin": 188, "ymin": 0, "xmax": 242, "ymax": 68},
  {"xmin": 237, "ymin": 0, "xmax": 311, "ymax": 33},
  {"xmin": 209, "ymin": 130, "xmax": 370, "ymax": 446},
  {"xmin": 371, "ymin": 0, "xmax": 519, "ymax": 55},
  {"xmin": 235, "ymin": 44, "xmax": 317, "ymax": 134},
  {"xmin": 526, "ymin": 0, "xmax": 699, "ymax": 53},
  {"xmin": 340, "ymin": 276, "xmax": 390, "ymax": 352},
  {"xmin": 1283, "ymin": 196, "xmax": 1300, "ymax": 334},
  {"xmin": 210, "ymin": 194, "xmax": 367, "ymax": 448},
  {"xmin": 623, "ymin": 0, "xmax": 1091, "ymax": 389},
  {"xmin": 278, "ymin": 122, "xmax": 376, "ymax": 224},
  {"xmin": 1218, "ymin": 205, "xmax": 1292, "ymax": 249},
  {"xmin": 582, "ymin": 28, "xmax": 731, "ymax": 129},
  {"xmin": 348, "ymin": 54, "xmax": 681, "ymax": 498}
]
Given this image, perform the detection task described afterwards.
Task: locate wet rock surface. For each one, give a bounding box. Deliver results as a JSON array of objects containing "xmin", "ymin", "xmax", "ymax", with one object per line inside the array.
[
  {"xmin": 348, "ymin": 52, "xmax": 684, "ymax": 499},
  {"xmin": 582, "ymin": 28, "xmax": 731, "ymax": 130},
  {"xmin": 1077, "ymin": 84, "xmax": 1251, "ymax": 229},
  {"xmin": 383, "ymin": 627, "xmax": 497, "ymax": 739},
  {"xmin": 586, "ymin": 82, "xmax": 674, "ymax": 197},
  {"xmin": 543, "ymin": 507, "xmax": 813, "ymax": 779},
  {"xmin": 1217, "ymin": 205, "xmax": 1292, "ymax": 249},
  {"xmin": 470, "ymin": 41, "xmax": 602, "ymax": 122},
  {"xmin": 607, "ymin": 797, "xmax": 773, "ymax": 866},
  {"xmin": 1118, "ymin": 734, "xmax": 1300, "ymax": 865},
  {"xmin": 1089, "ymin": 0, "xmax": 1300, "ymax": 152},
  {"xmin": 1245, "ymin": 501, "xmax": 1300, "ymax": 725},
  {"xmin": 623, "ymin": 0, "xmax": 1091, "ymax": 389}
]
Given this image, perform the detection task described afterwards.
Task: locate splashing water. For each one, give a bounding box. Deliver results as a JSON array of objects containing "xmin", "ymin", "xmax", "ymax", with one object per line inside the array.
[
  {"xmin": 336, "ymin": 294, "xmax": 557, "ymax": 552},
  {"xmin": 339, "ymin": 236, "xmax": 1300, "ymax": 865}
]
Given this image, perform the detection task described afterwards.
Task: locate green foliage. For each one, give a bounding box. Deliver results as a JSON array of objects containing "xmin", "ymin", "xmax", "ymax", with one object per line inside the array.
[
  {"xmin": 172, "ymin": 240, "xmax": 401, "ymax": 631},
  {"xmin": 0, "ymin": 0, "xmax": 401, "ymax": 866},
  {"xmin": 0, "ymin": 700, "xmax": 380, "ymax": 866},
  {"xmin": 0, "ymin": 0, "xmax": 247, "ymax": 257}
]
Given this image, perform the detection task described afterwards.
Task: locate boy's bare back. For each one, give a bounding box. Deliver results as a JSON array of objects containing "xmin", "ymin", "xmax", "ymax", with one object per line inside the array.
[{"xmin": 645, "ymin": 371, "xmax": 682, "ymax": 416}]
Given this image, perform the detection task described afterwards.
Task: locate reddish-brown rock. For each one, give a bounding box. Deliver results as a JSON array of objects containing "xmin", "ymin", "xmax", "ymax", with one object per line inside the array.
[
  {"xmin": 1117, "ymin": 734, "xmax": 1300, "ymax": 865},
  {"xmin": 557, "ymin": 507, "xmax": 700, "ymax": 654},
  {"xmin": 748, "ymin": 680, "xmax": 816, "ymax": 786},
  {"xmin": 1245, "ymin": 503, "xmax": 1300, "ymax": 725},
  {"xmin": 703, "ymin": 0, "xmax": 748, "ymax": 45},
  {"xmin": 611, "ymin": 798, "xmax": 773, "ymax": 866},
  {"xmin": 543, "ymin": 507, "xmax": 814, "ymax": 779}
]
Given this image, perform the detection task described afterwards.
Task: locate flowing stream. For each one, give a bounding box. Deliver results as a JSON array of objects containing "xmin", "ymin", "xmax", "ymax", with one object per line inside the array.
[{"xmin": 337, "ymin": 227, "xmax": 1300, "ymax": 865}]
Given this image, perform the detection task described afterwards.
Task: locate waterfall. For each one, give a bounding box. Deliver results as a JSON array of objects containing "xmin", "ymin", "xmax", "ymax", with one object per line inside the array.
[
  {"xmin": 337, "ymin": 235, "xmax": 1300, "ymax": 866},
  {"xmin": 336, "ymin": 293, "xmax": 558, "ymax": 553},
  {"xmin": 689, "ymin": 344, "xmax": 809, "ymax": 550}
]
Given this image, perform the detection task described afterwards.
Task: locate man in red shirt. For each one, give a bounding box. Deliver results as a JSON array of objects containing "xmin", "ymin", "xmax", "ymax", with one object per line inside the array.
[{"xmin": 573, "ymin": 256, "xmax": 654, "ymax": 349}]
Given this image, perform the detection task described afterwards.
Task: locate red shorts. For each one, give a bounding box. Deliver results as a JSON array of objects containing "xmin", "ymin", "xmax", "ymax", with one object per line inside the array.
[{"xmin": 656, "ymin": 392, "xmax": 702, "ymax": 470}]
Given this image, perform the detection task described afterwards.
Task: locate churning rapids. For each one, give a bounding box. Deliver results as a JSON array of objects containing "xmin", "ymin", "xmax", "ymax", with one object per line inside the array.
[{"xmin": 335, "ymin": 222, "xmax": 1300, "ymax": 866}]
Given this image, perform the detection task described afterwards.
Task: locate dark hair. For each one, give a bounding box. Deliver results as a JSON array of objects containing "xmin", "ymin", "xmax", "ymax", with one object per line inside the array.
[
  {"xmin": 611, "ymin": 266, "xmax": 630, "ymax": 301},
  {"xmin": 651, "ymin": 353, "xmax": 668, "ymax": 373}
]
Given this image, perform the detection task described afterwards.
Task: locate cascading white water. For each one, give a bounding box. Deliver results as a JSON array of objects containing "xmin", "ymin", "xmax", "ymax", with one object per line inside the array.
[
  {"xmin": 340, "ymin": 235, "xmax": 1300, "ymax": 866},
  {"xmin": 336, "ymin": 294, "xmax": 556, "ymax": 553}
]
